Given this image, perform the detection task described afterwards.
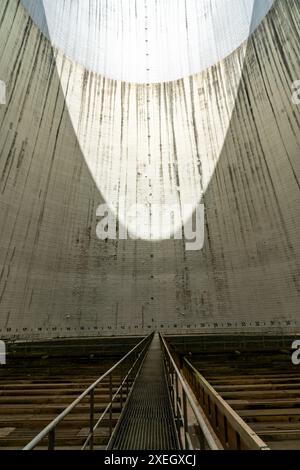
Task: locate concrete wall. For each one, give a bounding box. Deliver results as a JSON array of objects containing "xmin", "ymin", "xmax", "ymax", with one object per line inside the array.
[
  {"xmin": 0, "ymin": 0, "xmax": 299, "ymax": 340},
  {"xmin": 20, "ymin": 0, "xmax": 274, "ymax": 83}
]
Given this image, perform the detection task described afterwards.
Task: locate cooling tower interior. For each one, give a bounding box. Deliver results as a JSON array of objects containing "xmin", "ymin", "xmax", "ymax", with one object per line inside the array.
[{"xmin": 0, "ymin": 0, "xmax": 300, "ymax": 455}]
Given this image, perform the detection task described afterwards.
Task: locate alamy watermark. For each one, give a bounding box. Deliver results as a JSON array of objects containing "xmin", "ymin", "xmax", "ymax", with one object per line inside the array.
[
  {"xmin": 0, "ymin": 340, "xmax": 6, "ymax": 365},
  {"xmin": 292, "ymin": 340, "xmax": 300, "ymax": 365},
  {"xmin": 96, "ymin": 202, "xmax": 205, "ymax": 251},
  {"xmin": 292, "ymin": 80, "xmax": 300, "ymax": 105}
]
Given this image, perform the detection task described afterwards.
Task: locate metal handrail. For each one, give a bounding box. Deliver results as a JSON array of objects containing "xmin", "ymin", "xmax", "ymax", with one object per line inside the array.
[
  {"xmin": 23, "ymin": 332, "xmax": 154, "ymax": 450},
  {"xmin": 160, "ymin": 334, "xmax": 222, "ymax": 450}
]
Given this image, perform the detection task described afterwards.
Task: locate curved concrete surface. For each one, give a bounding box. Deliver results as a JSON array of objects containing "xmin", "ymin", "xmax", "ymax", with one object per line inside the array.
[
  {"xmin": 0, "ymin": 0, "xmax": 299, "ymax": 340},
  {"xmin": 20, "ymin": 0, "xmax": 274, "ymax": 83}
]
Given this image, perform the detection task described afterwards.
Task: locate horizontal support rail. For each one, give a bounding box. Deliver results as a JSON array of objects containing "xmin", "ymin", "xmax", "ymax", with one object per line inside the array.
[
  {"xmin": 183, "ymin": 357, "xmax": 270, "ymax": 450},
  {"xmin": 23, "ymin": 332, "xmax": 154, "ymax": 450},
  {"xmin": 160, "ymin": 334, "xmax": 222, "ymax": 450}
]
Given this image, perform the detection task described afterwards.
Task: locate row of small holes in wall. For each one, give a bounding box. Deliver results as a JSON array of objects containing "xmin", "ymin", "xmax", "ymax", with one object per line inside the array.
[{"xmin": 0, "ymin": 320, "xmax": 296, "ymax": 333}]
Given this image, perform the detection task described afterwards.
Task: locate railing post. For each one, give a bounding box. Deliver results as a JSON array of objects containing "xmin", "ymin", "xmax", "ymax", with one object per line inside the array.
[
  {"xmin": 109, "ymin": 373, "xmax": 113, "ymax": 436},
  {"xmin": 89, "ymin": 389, "xmax": 94, "ymax": 450},
  {"xmin": 183, "ymin": 390, "xmax": 189, "ymax": 450},
  {"xmin": 48, "ymin": 429, "xmax": 55, "ymax": 451},
  {"xmin": 199, "ymin": 428, "xmax": 205, "ymax": 450},
  {"xmin": 126, "ymin": 367, "xmax": 129, "ymax": 396},
  {"xmin": 175, "ymin": 373, "xmax": 179, "ymax": 419},
  {"xmin": 120, "ymin": 363, "xmax": 123, "ymax": 411}
]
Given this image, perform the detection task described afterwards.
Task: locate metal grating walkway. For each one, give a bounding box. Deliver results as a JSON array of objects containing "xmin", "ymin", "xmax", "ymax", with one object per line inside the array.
[{"xmin": 108, "ymin": 334, "xmax": 179, "ymax": 450}]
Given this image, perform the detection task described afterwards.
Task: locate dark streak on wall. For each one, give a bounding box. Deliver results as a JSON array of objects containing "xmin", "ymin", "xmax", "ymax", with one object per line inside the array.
[{"xmin": 0, "ymin": 0, "xmax": 299, "ymax": 340}]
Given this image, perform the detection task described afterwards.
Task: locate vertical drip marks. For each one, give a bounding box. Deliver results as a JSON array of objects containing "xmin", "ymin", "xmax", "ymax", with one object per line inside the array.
[
  {"xmin": 189, "ymin": 76, "xmax": 203, "ymax": 190},
  {"xmin": 34, "ymin": 62, "xmax": 72, "ymax": 245}
]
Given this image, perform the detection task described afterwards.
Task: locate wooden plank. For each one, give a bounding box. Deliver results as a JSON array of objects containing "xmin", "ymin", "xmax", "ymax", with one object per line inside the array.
[
  {"xmin": 0, "ymin": 404, "xmax": 122, "ymax": 414},
  {"xmin": 239, "ymin": 409, "xmax": 300, "ymax": 417},
  {"xmin": 0, "ymin": 428, "xmax": 15, "ymax": 438},
  {"xmin": 0, "ymin": 394, "xmax": 122, "ymax": 404},
  {"xmin": 268, "ymin": 440, "xmax": 300, "ymax": 450},
  {"xmin": 220, "ymin": 390, "xmax": 300, "ymax": 399},
  {"xmin": 215, "ymin": 383, "xmax": 300, "ymax": 392},
  {"xmin": 227, "ymin": 398, "xmax": 300, "ymax": 409},
  {"xmin": 183, "ymin": 358, "xmax": 269, "ymax": 450}
]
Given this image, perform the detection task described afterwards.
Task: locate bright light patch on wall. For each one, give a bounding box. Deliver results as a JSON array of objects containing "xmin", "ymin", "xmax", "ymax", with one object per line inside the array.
[
  {"xmin": 20, "ymin": 0, "xmax": 274, "ymax": 243},
  {"xmin": 21, "ymin": 0, "xmax": 273, "ymax": 83}
]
